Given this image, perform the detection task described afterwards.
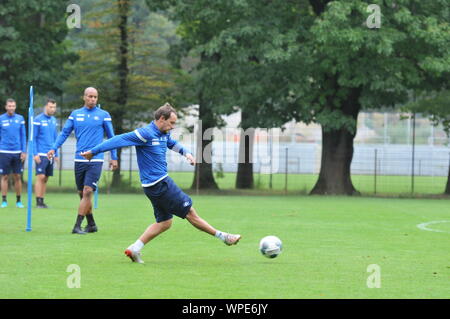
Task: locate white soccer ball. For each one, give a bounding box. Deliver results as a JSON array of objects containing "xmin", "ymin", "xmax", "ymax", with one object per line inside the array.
[{"xmin": 259, "ymin": 235, "xmax": 282, "ymax": 258}]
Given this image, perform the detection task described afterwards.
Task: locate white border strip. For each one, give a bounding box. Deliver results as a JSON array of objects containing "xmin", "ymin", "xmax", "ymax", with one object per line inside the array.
[
  {"xmin": 134, "ymin": 130, "xmax": 147, "ymax": 143},
  {"xmin": 416, "ymin": 221, "xmax": 450, "ymax": 234},
  {"xmin": 142, "ymin": 174, "xmax": 168, "ymax": 187}
]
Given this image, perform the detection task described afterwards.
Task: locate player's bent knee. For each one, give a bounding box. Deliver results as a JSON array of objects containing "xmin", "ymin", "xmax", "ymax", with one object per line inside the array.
[
  {"xmin": 82, "ymin": 186, "xmax": 94, "ymax": 197},
  {"xmin": 185, "ymin": 207, "xmax": 198, "ymax": 220},
  {"xmin": 159, "ymin": 219, "xmax": 172, "ymax": 231}
]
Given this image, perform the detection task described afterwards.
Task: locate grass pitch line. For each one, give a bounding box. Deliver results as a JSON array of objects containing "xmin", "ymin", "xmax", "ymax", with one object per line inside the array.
[{"xmin": 416, "ymin": 220, "xmax": 450, "ymax": 234}]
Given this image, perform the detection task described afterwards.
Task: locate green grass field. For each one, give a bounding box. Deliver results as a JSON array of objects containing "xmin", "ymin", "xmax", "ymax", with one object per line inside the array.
[
  {"xmin": 26, "ymin": 169, "xmax": 448, "ymax": 196},
  {"xmin": 1, "ymin": 191, "xmax": 449, "ymax": 298}
]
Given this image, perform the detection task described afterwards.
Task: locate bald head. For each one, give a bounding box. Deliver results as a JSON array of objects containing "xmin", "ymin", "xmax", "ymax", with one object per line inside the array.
[{"xmin": 83, "ymin": 87, "xmax": 98, "ymax": 109}]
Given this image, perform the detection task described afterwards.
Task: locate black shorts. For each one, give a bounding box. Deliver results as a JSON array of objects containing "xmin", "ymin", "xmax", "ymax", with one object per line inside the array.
[
  {"xmin": 143, "ymin": 176, "xmax": 193, "ymax": 223},
  {"xmin": 0, "ymin": 153, "xmax": 23, "ymax": 175},
  {"xmin": 74, "ymin": 161, "xmax": 103, "ymax": 191},
  {"xmin": 35, "ymin": 156, "xmax": 54, "ymax": 176}
]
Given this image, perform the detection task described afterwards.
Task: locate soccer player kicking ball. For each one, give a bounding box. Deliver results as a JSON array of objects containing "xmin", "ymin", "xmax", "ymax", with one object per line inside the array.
[{"xmin": 81, "ymin": 103, "xmax": 241, "ymax": 264}]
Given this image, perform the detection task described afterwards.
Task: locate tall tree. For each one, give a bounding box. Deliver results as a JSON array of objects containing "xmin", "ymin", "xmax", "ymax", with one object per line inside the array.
[
  {"xmin": 0, "ymin": 1, "xmax": 76, "ymax": 111},
  {"xmin": 404, "ymin": 90, "xmax": 450, "ymax": 194},
  {"xmin": 148, "ymin": 0, "xmax": 230, "ymax": 189},
  {"xmin": 304, "ymin": 0, "xmax": 450, "ymax": 195},
  {"xmin": 150, "ymin": 0, "xmax": 311, "ymax": 189},
  {"xmin": 64, "ymin": 0, "xmax": 181, "ymax": 187},
  {"xmin": 149, "ymin": 0, "xmax": 449, "ymax": 195}
]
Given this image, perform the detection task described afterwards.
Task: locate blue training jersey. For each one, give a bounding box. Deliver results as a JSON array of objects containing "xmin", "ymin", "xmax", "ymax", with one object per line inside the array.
[
  {"xmin": 0, "ymin": 112, "xmax": 26, "ymax": 154},
  {"xmin": 90, "ymin": 121, "xmax": 191, "ymax": 186},
  {"xmin": 33, "ymin": 112, "xmax": 58, "ymax": 157},
  {"xmin": 52, "ymin": 106, "xmax": 117, "ymax": 162}
]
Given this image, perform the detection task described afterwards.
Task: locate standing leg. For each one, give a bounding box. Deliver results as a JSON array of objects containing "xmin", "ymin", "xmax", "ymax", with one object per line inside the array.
[
  {"xmin": 82, "ymin": 163, "xmax": 102, "ymax": 233},
  {"xmin": 35, "ymin": 174, "xmax": 47, "ymax": 208},
  {"xmin": 72, "ymin": 186, "xmax": 93, "ymax": 234},
  {"xmin": 139, "ymin": 219, "xmax": 173, "ymax": 244},
  {"xmin": 1, "ymin": 175, "xmax": 8, "ymax": 207},
  {"xmin": 125, "ymin": 219, "xmax": 173, "ymax": 264},
  {"xmin": 78, "ymin": 186, "xmax": 93, "ymax": 216},
  {"xmin": 13, "ymin": 174, "xmax": 23, "ymax": 208}
]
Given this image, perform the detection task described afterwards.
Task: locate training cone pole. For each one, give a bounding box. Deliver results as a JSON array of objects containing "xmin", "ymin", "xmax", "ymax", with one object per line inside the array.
[{"xmin": 26, "ymin": 86, "xmax": 34, "ymax": 232}]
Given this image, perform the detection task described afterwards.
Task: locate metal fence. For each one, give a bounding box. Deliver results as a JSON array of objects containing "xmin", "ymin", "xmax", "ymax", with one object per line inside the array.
[{"xmin": 28, "ymin": 111, "xmax": 450, "ymax": 195}]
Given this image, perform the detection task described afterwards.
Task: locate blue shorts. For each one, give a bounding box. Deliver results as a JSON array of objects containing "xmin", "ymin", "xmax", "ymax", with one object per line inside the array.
[
  {"xmin": 74, "ymin": 162, "xmax": 103, "ymax": 191},
  {"xmin": 0, "ymin": 153, "xmax": 23, "ymax": 175},
  {"xmin": 143, "ymin": 176, "xmax": 193, "ymax": 223},
  {"xmin": 35, "ymin": 156, "xmax": 54, "ymax": 176}
]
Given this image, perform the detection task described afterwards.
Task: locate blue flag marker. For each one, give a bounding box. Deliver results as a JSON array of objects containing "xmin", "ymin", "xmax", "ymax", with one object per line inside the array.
[{"xmin": 26, "ymin": 86, "xmax": 34, "ymax": 232}]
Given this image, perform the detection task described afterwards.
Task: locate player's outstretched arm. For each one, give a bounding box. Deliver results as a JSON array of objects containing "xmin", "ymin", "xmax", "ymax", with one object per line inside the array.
[
  {"xmin": 167, "ymin": 135, "xmax": 195, "ymax": 166},
  {"xmin": 88, "ymin": 131, "xmax": 146, "ymax": 158},
  {"xmin": 185, "ymin": 153, "xmax": 195, "ymax": 166}
]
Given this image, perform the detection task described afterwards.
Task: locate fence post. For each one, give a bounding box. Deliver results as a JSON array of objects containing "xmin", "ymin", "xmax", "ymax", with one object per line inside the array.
[
  {"xmin": 58, "ymin": 146, "xmax": 63, "ymax": 187},
  {"xmin": 129, "ymin": 146, "xmax": 133, "ymax": 186},
  {"xmin": 374, "ymin": 149, "xmax": 377, "ymax": 194},
  {"xmin": 411, "ymin": 112, "xmax": 416, "ymax": 194},
  {"xmin": 285, "ymin": 147, "xmax": 288, "ymax": 193},
  {"xmin": 269, "ymin": 132, "xmax": 273, "ymax": 189}
]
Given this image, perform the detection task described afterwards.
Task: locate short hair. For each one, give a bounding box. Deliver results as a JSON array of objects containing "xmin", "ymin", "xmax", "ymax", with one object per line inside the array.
[
  {"xmin": 154, "ymin": 103, "xmax": 176, "ymax": 120},
  {"xmin": 5, "ymin": 98, "xmax": 15, "ymax": 105},
  {"xmin": 46, "ymin": 98, "xmax": 57, "ymax": 104}
]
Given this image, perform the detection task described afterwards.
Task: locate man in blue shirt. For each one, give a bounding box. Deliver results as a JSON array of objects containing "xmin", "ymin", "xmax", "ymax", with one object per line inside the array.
[
  {"xmin": 47, "ymin": 87, "xmax": 118, "ymax": 234},
  {"xmin": 81, "ymin": 103, "xmax": 241, "ymax": 264},
  {"xmin": 33, "ymin": 98, "xmax": 59, "ymax": 208},
  {"xmin": 0, "ymin": 98, "xmax": 27, "ymax": 208}
]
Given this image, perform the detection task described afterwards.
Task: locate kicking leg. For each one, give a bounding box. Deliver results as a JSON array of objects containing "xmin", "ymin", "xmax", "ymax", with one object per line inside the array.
[{"xmin": 185, "ymin": 207, "xmax": 241, "ymax": 245}]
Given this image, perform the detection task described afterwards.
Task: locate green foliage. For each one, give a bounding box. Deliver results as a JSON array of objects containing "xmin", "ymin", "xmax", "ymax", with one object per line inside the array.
[
  {"xmin": 305, "ymin": 0, "xmax": 450, "ymax": 133},
  {"xmin": 63, "ymin": 0, "xmax": 184, "ymax": 130},
  {"xmin": 151, "ymin": 0, "xmax": 449, "ymax": 135},
  {"xmin": 0, "ymin": 0, "xmax": 76, "ymax": 112},
  {"xmin": 404, "ymin": 90, "xmax": 450, "ymax": 136}
]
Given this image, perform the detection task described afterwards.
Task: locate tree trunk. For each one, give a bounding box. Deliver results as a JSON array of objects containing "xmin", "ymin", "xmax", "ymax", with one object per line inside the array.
[
  {"xmin": 190, "ymin": 123, "xmax": 219, "ymax": 189},
  {"xmin": 190, "ymin": 99, "xmax": 218, "ymax": 190},
  {"xmin": 310, "ymin": 127, "xmax": 360, "ymax": 195},
  {"xmin": 111, "ymin": 0, "xmax": 129, "ymax": 188},
  {"xmin": 310, "ymin": 90, "xmax": 361, "ymax": 195},
  {"xmin": 445, "ymin": 165, "xmax": 450, "ymax": 195},
  {"xmin": 236, "ymin": 110, "xmax": 255, "ymax": 189}
]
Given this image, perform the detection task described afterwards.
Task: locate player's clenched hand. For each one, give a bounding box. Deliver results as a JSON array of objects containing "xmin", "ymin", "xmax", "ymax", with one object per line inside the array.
[
  {"xmin": 34, "ymin": 155, "xmax": 41, "ymax": 164},
  {"xmin": 47, "ymin": 150, "xmax": 55, "ymax": 161},
  {"xmin": 185, "ymin": 153, "xmax": 195, "ymax": 166},
  {"xmin": 110, "ymin": 159, "xmax": 118, "ymax": 171},
  {"xmin": 80, "ymin": 151, "xmax": 94, "ymax": 161}
]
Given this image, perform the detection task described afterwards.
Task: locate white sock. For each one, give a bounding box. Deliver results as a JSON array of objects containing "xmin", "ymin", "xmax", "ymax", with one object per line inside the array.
[
  {"xmin": 215, "ymin": 231, "xmax": 226, "ymax": 242},
  {"xmin": 132, "ymin": 239, "xmax": 144, "ymax": 252}
]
